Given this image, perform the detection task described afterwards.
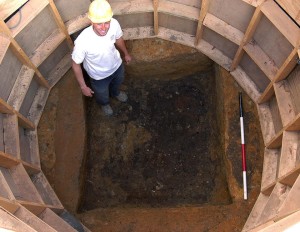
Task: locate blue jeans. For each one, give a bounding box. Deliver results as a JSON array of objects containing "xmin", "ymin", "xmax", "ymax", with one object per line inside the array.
[{"xmin": 90, "ymin": 64, "xmax": 125, "ymax": 106}]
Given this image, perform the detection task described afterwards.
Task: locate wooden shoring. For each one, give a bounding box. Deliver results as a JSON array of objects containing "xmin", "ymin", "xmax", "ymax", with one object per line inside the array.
[{"xmin": 194, "ymin": 0, "xmax": 210, "ymax": 46}]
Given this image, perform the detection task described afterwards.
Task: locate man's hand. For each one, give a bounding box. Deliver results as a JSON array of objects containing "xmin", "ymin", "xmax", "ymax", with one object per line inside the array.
[
  {"xmin": 124, "ymin": 54, "xmax": 132, "ymax": 64},
  {"xmin": 81, "ymin": 86, "xmax": 94, "ymax": 97}
]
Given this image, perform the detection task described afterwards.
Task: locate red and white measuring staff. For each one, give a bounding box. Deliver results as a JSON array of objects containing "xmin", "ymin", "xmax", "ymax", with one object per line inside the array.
[{"xmin": 239, "ymin": 93, "xmax": 247, "ymax": 200}]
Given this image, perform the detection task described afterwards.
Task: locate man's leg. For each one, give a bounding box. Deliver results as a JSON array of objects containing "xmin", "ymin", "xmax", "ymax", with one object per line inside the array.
[{"xmin": 109, "ymin": 64, "xmax": 125, "ymax": 98}]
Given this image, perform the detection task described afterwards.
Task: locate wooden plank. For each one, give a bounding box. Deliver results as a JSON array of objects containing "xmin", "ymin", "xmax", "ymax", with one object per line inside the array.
[
  {"xmin": 0, "ymin": 20, "xmax": 50, "ymax": 89},
  {"xmin": 0, "ymin": 206, "xmax": 37, "ymax": 232},
  {"xmin": 0, "ymin": 197, "xmax": 19, "ymax": 214},
  {"xmin": 27, "ymin": 87, "xmax": 50, "ymax": 126},
  {"xmin": 122, "ymin": 26, "xmax": 154, "ymax": 40},
  {"xmin": 230, "ymin": 66, "xmax": 261, "ymax": 102},
  {"xmin": 18, "ymin": 201, "xmax": 47, "ymax": 216},
  {"xmin": 10, "ymin": 164, "xmax": 44, "ymax": 204},
  {"xmin": 0, "ymin": 32, "xmax": 10, "ymax": 64},
  {"xmin": 286, "ymin": 113, "xmax": 300, "ymax": 131},
  {"xmin": 23, "ymin": 129, "xmax": 40, "ymax": 168},
  {"xmin": 275, "ymin": 0, "xmax": 300, "ymax": 25},
  {"xmin": 153, "ymin": 0, "xmax": 159, "ymax": 35},
  {"xmin": 0, "ymin": 98, "xmax": 14, "ymax": 114},
  {"xmin": 39, "ymin": 208, "xmax": 77, "ymax": 232},
  {"xmin": 261, "ymin": 148, "xmax": 280, "ymax": 194},
  {"xmin": 0, "ymin": 151, "xmax": 20, "ymax": 169},
  {"xmin": 260, "ymin": 210, "xmax": 300, "ymax": 232},
  {"xmin": 266, "ymin": 130, "xmax": 283, "ymax": 149},
  {"xmin": 2, "ymin": 114, "xmax": 20, "ymax": 159},
  {"xmin": 111, "ymin": 0, "xmax": 153, "ymax": 15},
  {"xmin": 257, "ymin": 103, "xmax": 276, "ymax": 145},
  {"xmin": 0, "ymin": 169, "xmax": 16, "ymax": 201},
  {"xmin": 256, "ymin": 182, "xmax": 291, "ymax": 226},
  {"xmin": 16, "ymin": 111, "xmax": 35, "ymax": 129},
  {"xmin": 22, "ymin": 161, "xmax": 40, "ymax": 176},
  {"xmin": 65, "ymin": 13, "xmax": 89, "ymax": 35},
  {"xmin": 203, "ymin": 13, "xmax": 244, "ymax": 45},
  {"xmin": 48, "ymin": 52, "xmax": 72, "ymax": 88},
  {"xmin": 261, "ymin": 0, "xmax": 299, "ymax": 47},
  {"xmin": 258, "ymin": 82, "xmax": 274, "ymax": 104},
  {"xmin": 242, "ymin": 0, "xmax": 266, "ymax": 7},
  {"xmin": 31, "ymin": 172, "xmax": 62, "ymax": 208},
  {"xmin": 5, "ymin": 0, "xmax": 49, "ymax": 38},
  {"xmin": 159, "ymin": 0, "xmax": 199, "ymax": 21},
  {"xmin": 196, "ymin": 39, "xmax": 232, "ymax": 71},
  {"xmin": 0, "ymin": 0, "xmax": 28, "ymax": 20},
  {"xmin": 244, "ymin": 41, "xmax": 278, "ymax": 80},
  {"xmin": 7, "ymin": 65, "xmax": 35, "ymax": 111},
  {"xmin": 274, "ymin": 81, "xmax": 296, "ymax": 126},
  {"xmin": 194, "ymin": 0, "xmax": 210, "ymax": 45},
  {"xmin": 48, "ymin": 0, "xmax": 73, "ymax": 49},
  {"xmin": 14, "ymin": 206, "xmax": 57, "ymax": 232},
  {"xmin": 242, "ymin": 193, "xmax": 270, "ymax": 231},
  {"xmin": 230, "ymin": 5, "xmax": 263, "ymax": 71},
  {"xmin": 274, "ymin": 47, "xmax": 298, "ymax": 82},
  {"xmin": 157, "ymin": 27, "xmax": 194, "ymax": 47},
  {"xmin": 278, "ymin": 131, "xmax": 300, "ymax": 186},
  {"xmin": 277, "ymin": 174, "xmax": 300, "ymax": 222},
  {"xmin": 30, "ymin": 29, "xmax": 65, "ymax": 67}
]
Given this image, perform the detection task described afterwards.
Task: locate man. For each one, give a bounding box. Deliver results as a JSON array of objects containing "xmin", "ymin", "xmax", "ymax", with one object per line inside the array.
[{"xmin": 72, "ymin": 0, "xmax": 132, "ymax": 116}]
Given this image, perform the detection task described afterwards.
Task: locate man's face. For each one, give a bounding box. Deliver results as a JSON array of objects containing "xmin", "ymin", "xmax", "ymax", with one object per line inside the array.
[{"xmin": 92, "ymin": 21, "xmax": 111, "ymax": 36}]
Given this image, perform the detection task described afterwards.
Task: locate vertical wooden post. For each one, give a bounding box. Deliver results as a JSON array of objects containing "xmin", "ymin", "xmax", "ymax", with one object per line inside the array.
[
  {"xmin": 230, "ymin": 3, "xmax": 264, "ymax": 71},
  {"xmin": 153, "ymin": 0, "xmax": 159, "ymax": 35},
  {"xmin": 48, "ymin": 0, "xmax": 74, "ymax": 49},
  {"xmin": 194, "ymin": 0, "xmax": 210, "ymax": 46}
]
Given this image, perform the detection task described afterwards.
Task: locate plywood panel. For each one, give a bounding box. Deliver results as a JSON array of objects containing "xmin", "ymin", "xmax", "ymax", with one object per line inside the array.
[
  {"xmin": 208, "ymin": 0, "xmax": 255, "ymax": 33},
  {"xmin": 0, "ymin": 47, "xmax": 23, "ymax": 101},
  {"xmin": 14, "ymin": 6, "xmax": 57, "ymax": 59},
  {"xmin": 115, "ymin": 12, "xmax": 154, "ymax": 28},
  {"xmin": 38, "ymin": 41, "xmax": 69, "ymax": 79},
  {"xmin": 240, "ymin": 53, "xmax": 270, "ymax": 92},
  {"xmin": 202, "ymin": 27, "xmax": 238, "ymax": 60},
  {"xmin": 54, "ymin": 0, "xmax": 90, "ymax": 22},
  {"xmin": 253, "ymin": 15, "xmax": 294, "ymax": 68},
  {"xmin": 159, "ymin": 13, "xmax": 198, "ymax": 35},
  {"xmin": 19, "ymin": 78, "xmax": 39, "ymax": 117}
]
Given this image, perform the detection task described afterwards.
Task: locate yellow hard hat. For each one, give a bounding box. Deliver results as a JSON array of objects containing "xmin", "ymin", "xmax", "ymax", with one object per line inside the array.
[{"xmin": 88, "ymin": 0, "xmax": 113, "ymax": 23}]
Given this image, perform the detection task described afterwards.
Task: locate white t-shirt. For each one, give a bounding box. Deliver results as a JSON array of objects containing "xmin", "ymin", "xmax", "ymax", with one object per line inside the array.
[{"xmin": 72, "ymin": 18, "xmax": 123, "ymax": 80}]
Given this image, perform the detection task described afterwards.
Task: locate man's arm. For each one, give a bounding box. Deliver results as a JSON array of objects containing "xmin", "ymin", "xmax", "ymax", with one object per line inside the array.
[
  {"xmin": 115, "ymin": 37, "xmax": 132, "ymax": 64},
  {"xmin": 72, "ymin": 60, "xmax": 94, "ymax": 97}
]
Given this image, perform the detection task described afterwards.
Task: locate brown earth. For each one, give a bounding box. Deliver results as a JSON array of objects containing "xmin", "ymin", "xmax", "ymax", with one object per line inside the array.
[{"xmin": 38, "ymin": 38, "xmax": 264, "ymax": 231}]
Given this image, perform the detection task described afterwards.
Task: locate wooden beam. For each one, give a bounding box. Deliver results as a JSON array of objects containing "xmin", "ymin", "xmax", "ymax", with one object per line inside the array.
[
  {"xmin": 194, "ymin": 0, "xmax": 210, "ymax": 46},
  {"xmin": 0, "ymin": 151, "xmax": 20, "ymax": 169},
  {"xmin": 0, "ymin": 20, "xmax": 50, "ymax": 89},
  {"xmin": 3, "ymin": 114, "xmax": 21, "ymax": 159},
  {"xmin": 244, "ymin": 40, "xmax": 278, "ymax": 80},
  {"xmin": 0, "ymin": 98, "xmax": 15, "ymax": 114},
  {"xmin": 48, "ymin": 0, "xmax": 73, "ymax": 49},
  {"xmin": 274, "ymin": 47, "xmax": 298, "ymax": 82},
  {"xmin": 230, "ymin": 5, "xmax": 263, "ymax": 71},
  {"xmin": 111, "ymin": 0, "xmax": 153, "ymax": 15},
  {"xmin": 7, "ymin": 65, "xmax": 35, "ymax": 111},
  {"xmin": 30, "ymin": 29, "xmax": 65, "ymax": 67},
  {"xmin": 275, "ymin": 0, "xmax": 300, "ymax": 26},
  {"xmin": 258, "ymin": 82, "xmax": 274, "ymax": 104},
  {"xmin": 65, "ymin": 13, "xmax": 89, "ymax": 35},
  {"xmin": 203, "ymin": 13, "xmax": 244, "ymax": 45},
  {"xmin": 153, "ymin": 0, "xmax": 159, "ymax": 35},
  {"xmin": 0, "ymin": 31, "xmax": 10, "ymax": 64},
  {"xmin": 261, "ymin": 0, "xmax": 299, "ymax": 47},
  {"xmin": 16, "ymin": 112, "xmax": 35, "ymax": 130}
]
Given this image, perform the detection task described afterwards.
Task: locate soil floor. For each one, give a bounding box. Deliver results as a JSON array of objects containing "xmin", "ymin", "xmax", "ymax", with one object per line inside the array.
[{"xmin": 80, "ymin": 72, "xmax": 231, "ymax": 211}]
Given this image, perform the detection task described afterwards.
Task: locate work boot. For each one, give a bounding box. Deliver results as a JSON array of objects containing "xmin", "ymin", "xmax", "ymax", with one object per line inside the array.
[
  {"xmin": 101, "ymin": 104, "xmax": 113, "ymax": 116},
  {"xmin": 115, "ymin": 91, "xmax": 128, "ymax": 102}
]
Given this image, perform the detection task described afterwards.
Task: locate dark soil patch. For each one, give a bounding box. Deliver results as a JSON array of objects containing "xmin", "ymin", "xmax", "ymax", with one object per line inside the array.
[{"xmin": 79, "ymin": 72, "xmax": 231, "ymax": 212}]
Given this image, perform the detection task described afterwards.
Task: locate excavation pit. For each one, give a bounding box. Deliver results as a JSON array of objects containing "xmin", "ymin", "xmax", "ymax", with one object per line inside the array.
[{"xmin": 79, "ymin": 71, "xmax": 232, "ymax": 211}]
